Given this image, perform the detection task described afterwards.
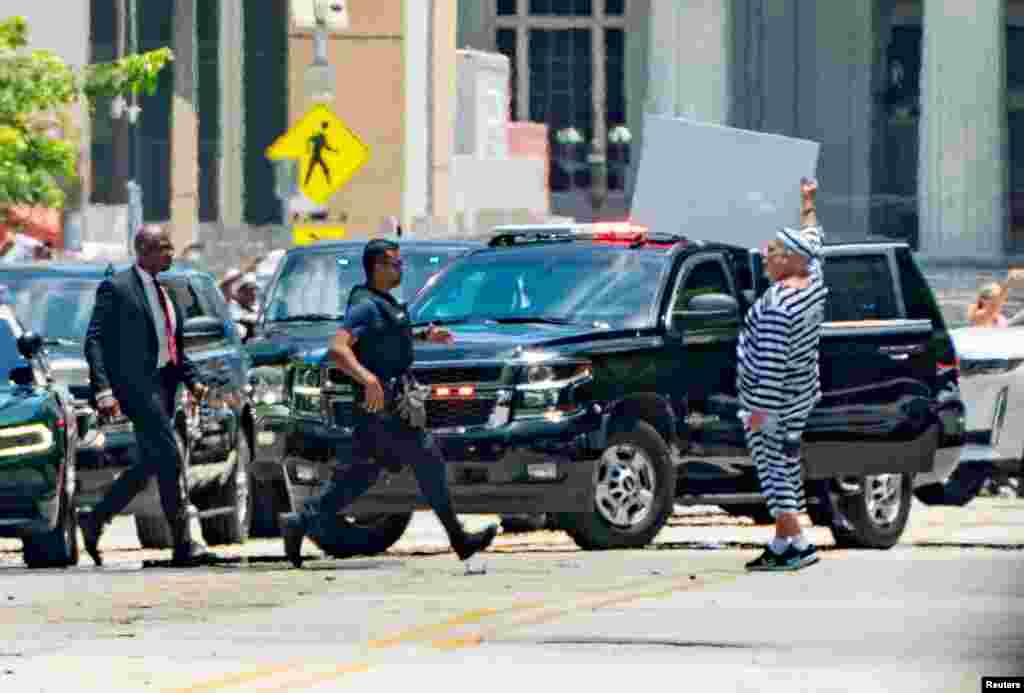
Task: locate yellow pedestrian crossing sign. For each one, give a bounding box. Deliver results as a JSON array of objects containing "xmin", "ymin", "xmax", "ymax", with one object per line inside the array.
[{"xmin": 265, "ymin": 104, "xmax": 370, "ymax": 205}]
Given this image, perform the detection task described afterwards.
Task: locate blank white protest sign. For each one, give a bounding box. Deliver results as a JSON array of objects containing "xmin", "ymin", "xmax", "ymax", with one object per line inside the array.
[{"xmin": 630, "ymin": 115, "xmax": 821, "ymax": 250}]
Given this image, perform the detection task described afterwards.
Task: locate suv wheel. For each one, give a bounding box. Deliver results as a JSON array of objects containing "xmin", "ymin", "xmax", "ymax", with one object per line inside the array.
[
  {"xmin": 311, "ymin": 512, "xmax": 414, "ymax": 559},
  {"xmin": 559, "ymin": 420, "xmax": 675, "ymax": 550},
  {"xmin": 831, "ymin": 473, "xmax": 913, "ymax": 549},
  {"xmin": 23, "ymin": 487, "xmax": 79, "ymax": 569},
  {"xmin": 201, "ymin": 433, "xmax": 253, "ymax": 545},
  {"xmin": 135, "ymin": 429, "xmax": 188, "ymax": 549}
]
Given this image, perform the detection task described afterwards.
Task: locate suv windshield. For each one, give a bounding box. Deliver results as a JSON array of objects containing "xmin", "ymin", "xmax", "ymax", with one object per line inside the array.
[
  {"xmin": 0, "ymin": 277, "xmax": 101, "ymax": 344},
  {"xmin": 410, "ymin": 248, "xmax": 671, "ymax": 329},
  {"xmin": 264, "ymin": 247, "xmax": 471, "ymax": 323}
]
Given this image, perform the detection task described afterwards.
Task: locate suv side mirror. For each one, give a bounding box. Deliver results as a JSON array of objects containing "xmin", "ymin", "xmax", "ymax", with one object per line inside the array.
[
  {"xmin": 17, "ymin": 332, "xmax": 44, "ymax": 360},
  {"xmin": 684, "ymin": 293, "xmax": 740, "ymax": 320},
  {"xmin": 182, "ymin": 316, "xmax": 226, "ymax": 342}
]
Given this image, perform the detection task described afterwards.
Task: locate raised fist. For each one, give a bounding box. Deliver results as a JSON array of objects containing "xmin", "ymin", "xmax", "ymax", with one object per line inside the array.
[{"xmin": 801, "ymin": 177, "xmax": 818, "ymax": 199}]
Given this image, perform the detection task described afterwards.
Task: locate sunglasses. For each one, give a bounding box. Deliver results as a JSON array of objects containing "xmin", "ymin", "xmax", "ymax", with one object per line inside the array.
[{"xmin": 378, "ymin": 257, "xmax": 403, "ymax": 269}]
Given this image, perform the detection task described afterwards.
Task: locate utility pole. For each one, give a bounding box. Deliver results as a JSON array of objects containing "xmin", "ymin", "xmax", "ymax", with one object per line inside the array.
[
  {"xmin": 170, "ymin": 0, "xmax": 199, "ymax": 254},
  {"xmin": 110, "ymin": 0, "xmax": 130, "ymax": 204}
]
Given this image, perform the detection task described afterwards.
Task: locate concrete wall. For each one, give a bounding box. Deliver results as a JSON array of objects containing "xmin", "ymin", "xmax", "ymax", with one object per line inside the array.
[{"xmin": 288, "ymin": 1, "xmax": 405, "ymax": 235}]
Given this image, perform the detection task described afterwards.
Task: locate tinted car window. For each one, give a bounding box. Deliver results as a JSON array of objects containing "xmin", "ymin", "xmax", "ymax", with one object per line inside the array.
[
  {"xmin": 265, "ymin": 248, "xmax": 473, "ymax": 322},
  {"xmin": 822, "ymin": 254, "xmax": 900, "ymax": 322},
  {"xmin": 0, "ymin": 277, "xmax": 100, "ymax": 344},
  {"xmin": 0, "ymin": 316, "xmax": 24, "ymax": 383},
  {"xmin": 411, "ymin": 248, "xmax": 670, "ymax": 329},
  {"xmin": 673, "ymin": 258, "xmax": 732, "ymax": 312}
]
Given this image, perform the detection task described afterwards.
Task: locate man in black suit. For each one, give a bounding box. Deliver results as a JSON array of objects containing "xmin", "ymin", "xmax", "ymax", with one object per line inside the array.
[{"xmin": 79, "ymin": 225, "xmax": 212, "ymax": 566}]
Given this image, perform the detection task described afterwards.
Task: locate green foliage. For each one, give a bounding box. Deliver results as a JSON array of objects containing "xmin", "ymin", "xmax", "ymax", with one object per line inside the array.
[{"xmin": 0, "ymin": 15, "xmax": 173, "ymax": 211}]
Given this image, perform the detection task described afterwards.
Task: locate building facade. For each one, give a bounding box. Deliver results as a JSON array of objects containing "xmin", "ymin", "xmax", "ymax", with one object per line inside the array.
[{"xmin": 460, "ymin": 0, "xmax": 1024, "ymax": 262}]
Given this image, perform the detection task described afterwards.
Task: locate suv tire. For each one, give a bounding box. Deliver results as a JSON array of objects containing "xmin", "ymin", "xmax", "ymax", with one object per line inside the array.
[
  {"xmin": 23, "ymin": 487, "xmax": 79, "ymax": 569},
  {"xmin": 311, "ymin": 512, "xmax": 414, "ymax": 559},
  {"xmin": 134, "ymin": 429, "xmax": 188, "ymax": 549},
  {"xmin": 830, "ymin": 473, "xmax": 913, "ymax": 549},
  {"xmin": 559, "ymin": 420, "xmax": 675, "ymax": 550},
  {"xmin": 201, "ymin": 434, "xmax": 253, "ymax": 545}
]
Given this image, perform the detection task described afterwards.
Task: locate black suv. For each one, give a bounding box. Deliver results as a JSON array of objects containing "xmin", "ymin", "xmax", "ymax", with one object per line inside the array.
[
  {"xmin": 0, "ymin": 262, "xmax": 263, "ymax": 549},
  {"xmin": 284, "ymin": 225, "xmax": 964, "ymax": 554},
  {"xmin": 242, "ymin": 240, "xmax": 482, "ymax": 535}
]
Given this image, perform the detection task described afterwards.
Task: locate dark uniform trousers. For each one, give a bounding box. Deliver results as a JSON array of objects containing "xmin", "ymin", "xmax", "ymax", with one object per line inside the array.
[
  {"xmin": 93, "ymin": 366, "xmax": 186, "ymax": 526},
  {"xmin": 300, "ymin": 408, "xmax": 460, "ymax": 546}
]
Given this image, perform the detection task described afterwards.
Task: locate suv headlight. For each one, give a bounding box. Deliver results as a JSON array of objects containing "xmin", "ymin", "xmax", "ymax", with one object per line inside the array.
[
  {"xmin": 516, "ymin": 362, "xmax": 593, "ymax": 420},
  {"xmin": 248, "ymin": 366, "xmax": 285, "ymax": 405},
  {"xmin": 0, "ymin": 423, "xmax": 55, "ymax": 457}
]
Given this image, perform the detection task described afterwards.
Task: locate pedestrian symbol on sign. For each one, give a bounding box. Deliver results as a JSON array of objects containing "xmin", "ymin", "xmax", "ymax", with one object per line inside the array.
[
  {"xmin": 265, "ymin": 104, "xmax": 371, "ymax": 205},
  {"xmin": 305, "ymin": 122, "xmax": 337, "ymax": 186}
]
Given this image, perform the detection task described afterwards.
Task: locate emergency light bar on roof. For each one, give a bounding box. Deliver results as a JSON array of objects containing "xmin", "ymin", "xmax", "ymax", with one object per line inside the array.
[{"xmin": 488, "ymin": 222, "xmax": 688, "ymax": 249}]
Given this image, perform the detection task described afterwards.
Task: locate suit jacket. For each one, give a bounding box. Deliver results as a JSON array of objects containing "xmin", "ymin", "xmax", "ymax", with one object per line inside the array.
[{"xmin": 84, "ymin": 268, "xmax": 200, "ymax": 408}]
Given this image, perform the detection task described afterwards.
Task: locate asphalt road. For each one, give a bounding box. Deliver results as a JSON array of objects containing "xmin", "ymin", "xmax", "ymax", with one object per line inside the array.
[{"xmin": 1, "ymin": 498, "xmax": 1022, "ymax": 692}]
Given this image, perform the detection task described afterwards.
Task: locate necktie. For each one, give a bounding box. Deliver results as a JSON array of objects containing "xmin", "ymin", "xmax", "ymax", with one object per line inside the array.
[{"xmin": 155, "ymin": 281, "xmax": 179, "ymax": 366}]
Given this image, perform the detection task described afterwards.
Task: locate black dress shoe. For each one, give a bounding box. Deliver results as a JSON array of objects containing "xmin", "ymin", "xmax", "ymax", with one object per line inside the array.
[
  {"xmin": 171, "ymin": 540, "xmax": 216, "ymax": 567},
  {"xmin": 281, "ymin": 513, "xmax": 305, "ymax": 569},
  {"xmin": 78, "ymin": 510, "xmax": 104, "ymax": 566},
  {"xmin": 453, "ymin": 524, "xmax": 498, "ymax": 561}
]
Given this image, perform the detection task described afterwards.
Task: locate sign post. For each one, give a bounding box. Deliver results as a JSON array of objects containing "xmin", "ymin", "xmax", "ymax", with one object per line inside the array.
[{"xmin": 270, "ymin": 1, "xmax": 367, "ymax": 245}]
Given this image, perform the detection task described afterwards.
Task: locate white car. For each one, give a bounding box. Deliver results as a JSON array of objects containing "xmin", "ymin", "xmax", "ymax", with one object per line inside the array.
[{"xmin": 914, "ymin": 323, "xmax": 1024, "ymax": 504}]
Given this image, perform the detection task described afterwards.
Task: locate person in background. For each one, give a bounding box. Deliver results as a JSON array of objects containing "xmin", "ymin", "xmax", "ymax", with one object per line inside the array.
[
  {"xmin": 968, "ymin": 282, "xmax": 1010, "ymax": 328},
  {"xmin": 230, "ymin": 274, "xmax": 261, "ymax": 342},
  {"xmin": 737, "ymin": 178, "xmax": 827, "ymax": 572}
]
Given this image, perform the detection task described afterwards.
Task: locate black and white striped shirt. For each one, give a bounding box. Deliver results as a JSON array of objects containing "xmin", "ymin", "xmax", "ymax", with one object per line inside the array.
[{"xmin": 737, "ymin": 251, "xmax": 828, "ymax": 421}]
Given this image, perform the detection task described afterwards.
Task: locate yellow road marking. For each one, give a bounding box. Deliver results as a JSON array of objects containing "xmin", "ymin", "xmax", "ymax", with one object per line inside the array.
[
  {"xmin": 430, "ymin": 573, "xmax": 739, "ymax": 651},
  {"xmin": 367, "ymin": 602, "xmax": 545, "ymax": 648},
  {"xmin": 163, "ymin": 661, "xmax": 305, "ymax": 692},
  {"xmin": 171, "ymin": 571, "xmax": 739, "ymax": 690},
  {"xmin": 266, "ymin": 664, "xmax": 372, "ymax": 692}
]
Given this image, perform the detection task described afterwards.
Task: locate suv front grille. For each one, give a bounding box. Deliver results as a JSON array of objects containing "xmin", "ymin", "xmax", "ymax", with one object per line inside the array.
[
  {"xmin": 426, "ymin": 398, "xmax": 496, "ymax": 428},
  {"xmin": 412, "ymin": 367, "xmax": 503, "ymax": 385}
]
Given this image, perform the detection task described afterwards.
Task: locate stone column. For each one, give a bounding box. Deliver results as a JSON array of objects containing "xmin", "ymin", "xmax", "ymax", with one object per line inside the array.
[
  {"xmin": 918, "ymin": 0, "xmax": 1007, "ymax": 261},
  {"xmin": 645, "ymin": 0, "xmax": 731, "ymax": 125},
  {"xmin": 218, "ymin": 0, "xmax": 245, "ymax": 227},
  {"xmin": 170, "ymin": 0, "xmax": 199, "ymax": 250}
]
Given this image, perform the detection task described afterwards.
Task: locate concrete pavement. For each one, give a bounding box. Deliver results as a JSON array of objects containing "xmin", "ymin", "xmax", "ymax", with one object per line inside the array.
[{"xmin": 1, "ymin": 498, "xmax": 1022, "ymax": 692}]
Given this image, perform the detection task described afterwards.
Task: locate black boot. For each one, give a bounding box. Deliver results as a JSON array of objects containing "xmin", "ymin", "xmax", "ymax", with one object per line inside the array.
[
  {"xmin": 171, "ymin": 509, "xmax": 214, "ymax": 567},
  {"xmin": 78, "ymin": 510, "xmax": 105, "ymax": 566},
  {"xmin": 450, "ymin": 523, "xmax": 499, "ymax": 561},
  {"xmin": 280, "ymin": 512, "xmax": 306, "ymax": 568}
]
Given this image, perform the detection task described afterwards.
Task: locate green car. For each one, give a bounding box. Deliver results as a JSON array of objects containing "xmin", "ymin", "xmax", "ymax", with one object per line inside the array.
[{"xmin": 0, "ymin": 312, "xmax": 79, "ymax": 568}]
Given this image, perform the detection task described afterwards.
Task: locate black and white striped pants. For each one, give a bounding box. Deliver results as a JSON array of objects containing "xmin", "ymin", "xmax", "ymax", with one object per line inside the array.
[{"xmin": 744, "ymin": 416, "xmax": 807, "ymax": 518}]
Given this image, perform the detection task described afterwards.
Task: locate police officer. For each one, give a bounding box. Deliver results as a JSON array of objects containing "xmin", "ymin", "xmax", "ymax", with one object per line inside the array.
[{"xmin": 281, "ymin": 239, "xmax": 498, "ymax": 568}]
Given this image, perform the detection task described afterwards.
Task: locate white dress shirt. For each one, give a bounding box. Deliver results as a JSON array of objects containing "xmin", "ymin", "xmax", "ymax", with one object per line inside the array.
[
  {"xmin": 95, "ymin": 268, "xmax": 179, "ymax": 405},
  {"xmin": 135, "ymin": 265, "xmax": 176, "ymax": 368}
]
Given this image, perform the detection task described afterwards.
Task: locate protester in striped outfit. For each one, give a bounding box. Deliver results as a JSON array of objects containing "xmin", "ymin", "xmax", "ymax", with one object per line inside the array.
[{"xmin": 737, "ymin": 178, "xmax": 827, "ymax": 571}]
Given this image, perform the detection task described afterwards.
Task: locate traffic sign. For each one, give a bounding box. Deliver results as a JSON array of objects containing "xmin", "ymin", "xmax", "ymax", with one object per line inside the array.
[
  {"xmin": 293, "ymin": 224, "xmax": 347, "ymax": 246},
  {"xmin": 266, "ymin": 104, "xmax": 370, "ymax": 205}
]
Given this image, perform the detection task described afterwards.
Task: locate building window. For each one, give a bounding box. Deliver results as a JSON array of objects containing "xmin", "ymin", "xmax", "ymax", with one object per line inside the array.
[
  {"xmin": 496, "ymin": 28, "xmax": 518, "ymax": 120},
  {"xmin": 492, "ymin": 0, "xmax": 627, "ymax": 197},
  {"xmin": 529, "ymin": 0, "xmax": 593, "ymax": 16},
  {"xmin": 1009, "ymin": 25, "xmax": 1024, "ymax": 251},
  {"xmin": 604, "ymin": 0, "xmax": 625, "ymax": 15}
]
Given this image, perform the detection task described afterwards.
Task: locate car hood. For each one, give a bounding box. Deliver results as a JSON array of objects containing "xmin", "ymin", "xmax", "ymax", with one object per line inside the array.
[
  {"xmin": 950, "ymin": 326, "xmax": 1024, "ymax": 361},
  {"xmin": 0, "ymin": 387, "xmax": 50, "ymax": 426},
  {"xmin": 247, "ymin": 322, "xmax": 342, "ymax": 366},
  {"xmin": 296, "ymin": 321, "xmax": 638, "ymax": 367}
]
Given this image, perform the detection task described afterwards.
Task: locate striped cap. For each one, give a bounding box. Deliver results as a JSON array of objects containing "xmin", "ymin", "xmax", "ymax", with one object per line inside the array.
[{"xmin": 776, "ymin": 225, "xmax": 823, "ymax": 259}]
